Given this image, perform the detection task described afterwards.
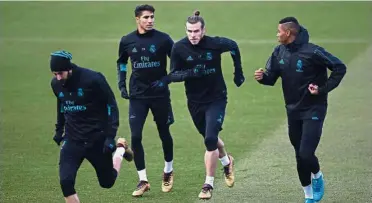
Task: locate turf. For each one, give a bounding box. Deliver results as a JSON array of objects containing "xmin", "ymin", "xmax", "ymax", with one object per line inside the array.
[{"xmin": 1, "ymin": 2, "xmax": 371, "ymax": 203}]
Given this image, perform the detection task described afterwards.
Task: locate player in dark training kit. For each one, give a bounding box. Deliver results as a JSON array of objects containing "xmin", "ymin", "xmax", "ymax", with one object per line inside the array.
[
  {"xmin": 168, "ymin": 11, "xmax": 245, "ymax": 200},
  {"xmin": 254, "ymin": 17, "xmax": 346, "ymax": 203},
  {"xmin": 116, "ymin": 5, "xmax": 175, "ymax": 197},
  {"xmin": 50, "ymin": 50, "xmax": 133, "ymax": 203}
]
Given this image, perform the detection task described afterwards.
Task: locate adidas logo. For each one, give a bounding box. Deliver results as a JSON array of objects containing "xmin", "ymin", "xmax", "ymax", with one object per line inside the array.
[
  {"xmin": 132, "ymin": 47, "xmax": 137, "ymax": 53},
  {"xmin": 279, "ymin": 59, "xmax": 285, "ymax": 64},
  {"xmin": 58, "ymin": 92, "xmax": 64, "ymax": 98},
  {"xmin": 186, "ymin": 56, "xmax": 193, "ymax": 61}
]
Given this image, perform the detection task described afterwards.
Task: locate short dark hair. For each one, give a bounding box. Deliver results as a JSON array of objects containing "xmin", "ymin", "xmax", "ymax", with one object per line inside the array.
[
  {"xmin": 279, "ymin": 16, "xmax": 300, "ymax": 35},
  {"xmin": 279, "ymin": 17, "xmax": 299, "ymax": 25},
  {"xmin": 134, "ymin": 4, "xmax": 155, "ymax": 17},
  {"xmin": 187, "ymin": 10, "xmax": 205, "ymax": 29}
]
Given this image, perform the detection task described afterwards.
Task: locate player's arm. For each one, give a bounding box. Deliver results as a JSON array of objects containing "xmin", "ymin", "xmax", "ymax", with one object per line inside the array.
[
  {"xmin": 218, "ymin": 37, "xmax": 243, "ymax": 77},
  {"xmin": 151, "ymin": 35, "xmax": 175, "ymax": 88},
  {"xmin": 165, "ymin": 35, "xmax": 174, "ymax": 58},
  {"xmin": 51, "ymin": 81, "xmax": 65, "ymax": 145},
  {"xmin": 95, "ymin": 73, "xmax": 119, "ymax": 140},
  {"xmin": 257, "ymin": 47, "xmax": 281, "ymax": 86},
  {"xmin": 116, "ymin": 36, "xmax": 130, "ymax": 99},
  {"xmin": 55, "ymin": 98, "xmax": 65, "ymax": 135},
  {"xmin": 313, "ymin": 46, "xmax": 347, "ymax": 94},
  {"xmin": 168, "ymin": 45, "xmax": 204, "ymax": 82}
]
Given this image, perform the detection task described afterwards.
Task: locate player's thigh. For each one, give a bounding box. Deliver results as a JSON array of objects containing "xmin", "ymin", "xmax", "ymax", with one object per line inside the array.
[
  {"xmin": 287, "ymin": 118, "xmax": 303, "ymax": 151},
  {"xmin": 150, "ymin": 97, "xmax": 174, "ymax": 127},
  {"xmin": 59, "ymin": 140, "xmax": 85, "ymax": 181},
  {"xmin": 187, "ymin": 100, "xmax": 207, "ymax": 136},
  {"xmin": 205, "ymin": 99, "xmax": 227, "ymax": 133},
  {"xmin": 86, "ymin": 140, "xmax": 116, "ymax": 181},
  {"xmin": 300, "ymin": 119, "xmax": 324, "ymax": 154},
  {"xmin": 129, "ymin": 99, "xmax": 150, "ymax": 132}
]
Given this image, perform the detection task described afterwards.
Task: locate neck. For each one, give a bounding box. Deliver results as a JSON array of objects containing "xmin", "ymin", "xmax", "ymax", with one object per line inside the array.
[
  {"xmin": 137, "ymin": 27, "xmax": 148, "ymax": 34},
  {"xmin": 284, "ymin": 35, "xmax": 296, "ymax": 45}
]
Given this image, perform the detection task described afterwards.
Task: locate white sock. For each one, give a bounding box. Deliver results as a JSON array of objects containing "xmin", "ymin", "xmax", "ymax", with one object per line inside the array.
[
  {"xmin": 313, "ymin": 171, "xmax": 323, "ymax": 179},
  {"xmin": 138, "ymin": 169, "xmax": 148, "ymax": 182},
  {"xmin": 164, "ymin": 160, "xmax": 173, "ymax": 173},
  {"xmin": 303, "ymin": 184, "xmax": 313, "ymax": 199},
  {"xmin": 219, "ymin": 155, "xmax": 230, "ymax": 167},
  {"xmin": 113, "ymin": 147, "xmax": 125, "ymax": 160},
  {"xmin": 205, "ymin": 176, "xmax": 214, "ymax": 188}
]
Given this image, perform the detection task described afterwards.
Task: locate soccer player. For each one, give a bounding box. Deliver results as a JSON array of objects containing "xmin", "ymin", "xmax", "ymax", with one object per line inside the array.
[
  {"xmin": 254, "ymin": 17, "xmax": 346, "ymax": 203},
  {"xmin": 50, "ymin": 50, "xmax": 134, "ymax": 203},
  {"xmin": 168, "ymin": 10, "xmax": 245, "ymax": 200},
  {"xmin": 116, "ymin": 4, "xmax": 175, "ymax": 196}
]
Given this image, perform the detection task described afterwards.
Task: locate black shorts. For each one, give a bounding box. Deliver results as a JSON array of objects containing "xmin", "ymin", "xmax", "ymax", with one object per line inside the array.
[
  {"xmin": 187, "ymin": 99, "xmax": 227, "ymax": 136},
  {"xmin": 129, "ymin": 97, "xmax": 174, "ymax": 128},
  {"xmin": 59, "ymin": 137, "xmax": 117, "ymax": 196}
]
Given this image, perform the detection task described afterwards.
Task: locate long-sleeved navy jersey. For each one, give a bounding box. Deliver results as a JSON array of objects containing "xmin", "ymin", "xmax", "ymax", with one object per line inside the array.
[
  {"xmin": 51, "ymin": 65, "xmax": 119, "ymax": 142},
  {"xmin": 169, "ymin": 36, "xmax": 243, "ymax": 103},
  {"xmin": 258, "ymin": 26, "xmax": 347, "ymax": 119},
  {"xmin": 117, "ymin": 29, "xmax": 174, "ymax": 99}
]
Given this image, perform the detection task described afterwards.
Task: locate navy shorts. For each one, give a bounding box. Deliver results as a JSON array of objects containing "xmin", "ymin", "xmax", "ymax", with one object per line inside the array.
[
  {"xmin": 129, "ymin": 97, "xmax": 174, "ymax": 128},
  {"xmin": 187, "ymin": 99, "xmax": 227, "ymax": 137}
]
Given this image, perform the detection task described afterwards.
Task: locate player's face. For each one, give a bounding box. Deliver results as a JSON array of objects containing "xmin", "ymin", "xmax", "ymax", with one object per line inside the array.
[
  {"xmin": 53, "ymin": 71, "xmax": 69, "ymax": 81},
  {"xmin": 277, "ymin": 24, "xmax": 290, "ymax": 44},
  {"xmin": 137, "ymin": 11, "xmax": 154, "ymax": 32},
  {"xmin": 186, "ymin": 22, "xmax": 205, "ymax": 45}
]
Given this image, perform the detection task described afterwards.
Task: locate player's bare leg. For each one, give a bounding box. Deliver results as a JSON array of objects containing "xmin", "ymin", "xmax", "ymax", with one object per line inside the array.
[
  {"xmin": 65, "ymin": 194, "xmax": 80, "ymax": 203},
  {"xmin": 113, "ymin": 138, "xmax": 133, "ymax": 173},
  {"xmin": 198, "ymin": 149, "xmax": 218, "ymax": 199},
  {"xmin": 217, "ymin": 137, "xmax": 235, "ymax": 187}
]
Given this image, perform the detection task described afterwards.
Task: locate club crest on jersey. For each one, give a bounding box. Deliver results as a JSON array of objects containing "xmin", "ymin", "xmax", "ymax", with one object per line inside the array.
[
  {"xmin": 149, "ymin": 44, "xmax": 156, "ymax": 53},
  {"xmin": 77, "ymin": 88, "xmax": 84, "ymax": 97},
  {"xmin": 296, "ymin": 59, "xmax": 303, "ymax": 72},
  {"xmin": 206, "ymin": 52, "xmax": 212, "ymax": 60}
]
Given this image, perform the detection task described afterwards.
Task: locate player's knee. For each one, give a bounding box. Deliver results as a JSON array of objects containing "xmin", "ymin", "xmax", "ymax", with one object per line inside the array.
[
  {"xmin": 60, "ymin": 179, "xmax": 76, "ymax": 197},
  {"xmin": 131, "ymin": 133, "xmax": 142, "ymax": 146},
  {"xmin": 204, "ymin": 136, "xmax": 218, "ymax": 151},
  {"xmin": 298, "ymin": 150, "xmax": 314, "ymax": 162},
  {"xmin": 99, "ymin": 180, "xmax": 115, "ymax": 189},
  {"xmin": 98, "ymin": 170, "xmax": 117, "ymax": 189}
]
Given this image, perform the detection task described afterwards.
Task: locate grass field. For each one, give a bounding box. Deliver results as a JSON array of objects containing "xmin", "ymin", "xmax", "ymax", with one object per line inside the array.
[{"xmin": 1, "ymin": 2, "xmax": 371, "ymax": 203}]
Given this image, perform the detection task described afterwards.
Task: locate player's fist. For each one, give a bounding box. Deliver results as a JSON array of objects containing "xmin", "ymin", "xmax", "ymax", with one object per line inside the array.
[
  {"xmin": 254, "ymin": 68, "xmax": 265, "ymax": 81},
  {"xmin": 103, "ymin": 138, "xmax": 116, "ymax": 154},
  {"xmin": 308, "ymin": 83, "xmax": 319, "ymax": 95},
  {"xmin": 234, "ymin": 72, "xmax": 245, "ymax": 87},
  {"xmin": 120, "ymin": 88, "xmax": 130, "ymax": 99},
  {"xmin": 53, "ymin": 133, "xmax": 64, "ymax": 146}
]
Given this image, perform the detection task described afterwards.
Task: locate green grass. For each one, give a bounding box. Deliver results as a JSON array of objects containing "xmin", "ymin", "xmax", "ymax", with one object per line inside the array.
[{"xmin": 1, "ymin": 2, "xmax": 371, "ymax": 203}]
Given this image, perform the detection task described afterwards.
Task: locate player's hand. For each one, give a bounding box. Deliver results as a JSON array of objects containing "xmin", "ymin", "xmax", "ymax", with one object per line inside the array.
[
  {"xmin": 53, "ymin": 133, "xmax": 64, "ymax": 146},
  {"xmin": 103, "ymin": 138, "xmax": 116, "ymax": 154},
  {"xmin": 308, "ymin": 83, "xmax": 319, "ymax": 95},
  {"xmin": 254, "ymin": 68, "xmax": 265, "ymax": 81},
  {"xmin": 151, "ymin": 76, "xmax": 170, "ymax": 91},
  {"xmin": 234, "ymin": 72, "xmax": 245, "ymax": 87},
  {"xmin": 120, "ymin": 88, "xmax": 130, "ymax": 99}
]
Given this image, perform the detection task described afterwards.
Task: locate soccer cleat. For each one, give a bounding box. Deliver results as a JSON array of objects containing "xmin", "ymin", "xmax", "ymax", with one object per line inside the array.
[
  {"xmin": 223, "ymin": 155, "xmax": 235, "ymax": 187},
  {"xmin": 312, "ymin": 174, "xmax": 325, "ymax": 202},
  {"xmin": 304, "ymin": 198, "xmax": 315, "ymax": 203},
  {"xmin": 116, "ymin": 138, "xmax": 133, "ymax": 162},
  {"xmin": 162, "ymin": 171, "xmax": 174, "ymax": 192},
  {"xmin": 198, "ymin": 184, "xmax": 213, "ymax": 200},
  {"xmin": 132, "ymin": 181, "xmax": 150, "ymax": 197}
]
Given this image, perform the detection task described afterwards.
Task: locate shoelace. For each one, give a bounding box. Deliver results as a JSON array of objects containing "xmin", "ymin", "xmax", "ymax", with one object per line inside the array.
[
  {"xmin": 201, "ymin": 184, "xmax": 212, "ymax": 193},
  {"xmin": 223, "ymin": 165, "xmax": 231, "ymax": 176},
  {"xmin": 163, "ymin": 173, "xmax": 172, "ymax": 186},
  {"xmin": 313, "ymin": 179, "xmax": 321, "ymax": 192},
  {"xmin": 136, "ymin": 181, "xmax": 147, "ymax": 190}
]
